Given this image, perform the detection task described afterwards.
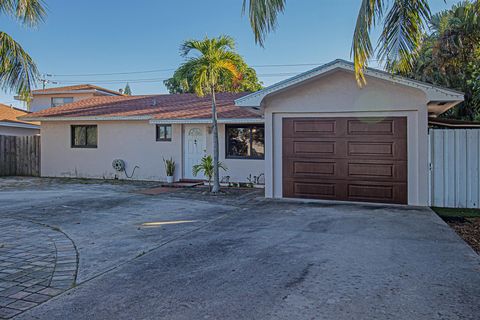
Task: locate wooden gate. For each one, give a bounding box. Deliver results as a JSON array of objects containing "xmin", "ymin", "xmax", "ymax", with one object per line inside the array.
[{"xmin": 0, "ymin": 135, "xmax": 41, "ymax": 177}]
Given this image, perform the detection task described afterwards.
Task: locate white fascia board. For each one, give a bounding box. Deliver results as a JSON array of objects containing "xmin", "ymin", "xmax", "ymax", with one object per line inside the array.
[
  {"xmin": 27, "ymin": 89, "xmax": 120, "ymax": 96},
  {"xmin": 235, "ymin": 59, "xmax": 465, "ymax": 107},
  {"xmin": 31, "ymin": 90, "xmax": 98, "ymax": 95},
  {"xmin": 0, "ymin": 121, "xmax": 40, "ymax": 129},
  {"xmin": 150, "ymin": 118, "xmax": 264, "ymax": 124},
  {"xmin": 21, "ymin": 116, "xmax": 264, "ymax": 124},
  {"xmin": 21, "ymin": 116, "xmax": 152, "ymax": 122}
]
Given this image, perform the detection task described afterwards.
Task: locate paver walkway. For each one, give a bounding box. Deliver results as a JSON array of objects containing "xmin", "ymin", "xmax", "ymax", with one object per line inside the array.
[{"xmin": 0, "ymin": 218, "xmax": 77, "ymax": 319}]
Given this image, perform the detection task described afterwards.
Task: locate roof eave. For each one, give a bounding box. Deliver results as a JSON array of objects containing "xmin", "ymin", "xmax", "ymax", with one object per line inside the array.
[
  {"xmin": 20, "ymin": 116, "xmax": 264, "ymax": 123},
  {"xmin": 150, "ymin": 118, "xmax": 264, "ymax": 124},
  {"xmin": 20, "ymin": 115, "xmax": 153, "ymax": 122},
  {"xmin": 0, "ymin": 121, "xmax": 40, "ymax": 129}
]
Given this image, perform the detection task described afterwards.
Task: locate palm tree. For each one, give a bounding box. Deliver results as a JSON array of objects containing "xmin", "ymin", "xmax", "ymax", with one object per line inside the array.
[
  {"xmin": 192, "ymin": 155, "xmax": 227, "ymax": 191},
  {"xmin": 242, "ymin": 0, "xmax": 432, "ymax": 83},
  {"xmin": 0, "ymin": 0, "xmax": 46, "ymax": 104},
  {"xmin": 176, "ymin": 35, "xmax": 241, "ymax": 193}
]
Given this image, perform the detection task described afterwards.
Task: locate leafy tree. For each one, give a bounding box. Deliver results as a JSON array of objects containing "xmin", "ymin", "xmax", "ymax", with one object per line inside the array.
[
  {"xmin": 399, "ymin": 1, "xmax": 480, "ymax": 120},
  {"xmin": 242, "ymin": 0, "xmax": 433, "ymax": 83},
  {"xmin": 165, "ymin": 53, "xmax": 262, "ymax": 94},
  {"xmin": 0, "ymin": 0, "xmax": 46, "ymax": 104},
  {"xmin": 174, "ymin": 35, "xmax": 242, "ymax": 193},
  {"xmin": 123, "ymin": 83, "xmax": 132, "ymax": 95}
]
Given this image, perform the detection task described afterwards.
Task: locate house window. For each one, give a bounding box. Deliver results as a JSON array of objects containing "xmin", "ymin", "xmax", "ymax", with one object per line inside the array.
[
  {"xmin": 52, "ymin": 97, "xmax": 74, "ymax": 107},
  {"xmin": 226, "ymin": 124, "xmax": 264, "ymax": 159},
  {"xmin": 71, "ymin": 125, "xmax": 97, "ymax": 148},
  {"xmin": 156, "ymin": 124, "xmax": 172, "ymax": 141}
]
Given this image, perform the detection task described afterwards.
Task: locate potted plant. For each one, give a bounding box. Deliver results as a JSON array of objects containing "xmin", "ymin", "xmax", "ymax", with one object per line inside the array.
[
  {"xmin": 192, "ymin": 155, "xmax": 227, "ymax": 191},
  {"xmin": 163, "ymin": 157, "xmax": 175, "ymax": 183}
]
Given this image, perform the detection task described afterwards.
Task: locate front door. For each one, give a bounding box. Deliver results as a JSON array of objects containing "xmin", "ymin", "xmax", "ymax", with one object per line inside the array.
[{"xmin": 184, "ymin": 125, "xmax": 206, "ymax": 180}]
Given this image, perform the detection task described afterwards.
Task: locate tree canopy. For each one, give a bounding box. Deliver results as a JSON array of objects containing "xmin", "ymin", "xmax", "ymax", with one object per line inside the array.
[
  {"xmin": 123, "ymin": 83, "xmax": 132, "ymax": 95},
  {"xmin": 164, "ymin": 37, "xmax": 262, "ymax": 94},
  {"xmin": 397, "ymin": 0, "xmax": 480, "ymax": 120}
]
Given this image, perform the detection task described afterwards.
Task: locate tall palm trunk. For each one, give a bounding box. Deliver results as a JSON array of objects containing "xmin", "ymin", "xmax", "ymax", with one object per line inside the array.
[{"xmin": 211, "ymin": 85, "xmax": 221, "ymax": 193}]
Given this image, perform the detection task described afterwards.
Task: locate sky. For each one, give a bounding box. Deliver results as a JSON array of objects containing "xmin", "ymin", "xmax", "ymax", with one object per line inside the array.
[{"xmin": 1, "ymin": 0, "xmax": 456, "ymax": 109}]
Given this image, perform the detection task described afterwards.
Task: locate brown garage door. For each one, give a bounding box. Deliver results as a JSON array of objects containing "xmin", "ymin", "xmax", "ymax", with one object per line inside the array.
[{"xmin": 283, "ymin": 117, "xmax": 407, "ymax": 204}]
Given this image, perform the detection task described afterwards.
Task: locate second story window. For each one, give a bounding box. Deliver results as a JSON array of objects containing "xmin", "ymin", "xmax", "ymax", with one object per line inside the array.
[{"xmin": 52, "ymin": 97, "xmax": 74, "ymax": 107}]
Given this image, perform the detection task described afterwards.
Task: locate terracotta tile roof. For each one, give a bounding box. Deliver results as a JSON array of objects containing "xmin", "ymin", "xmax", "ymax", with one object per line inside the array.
[
  {"xmin": 23, "ymin": 92, "xmax": 262, "ymax": 121},
  {"xmin": 32, "ymin": 84, "xmax": 123, "ymax": 96},
  {"xmin": 0, "ymin": 104, "xmax": 39, "ymax": 125}
]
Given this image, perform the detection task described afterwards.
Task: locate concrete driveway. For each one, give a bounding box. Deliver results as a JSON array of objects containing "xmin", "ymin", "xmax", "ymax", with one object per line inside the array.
[{"xmin": 0, "ymin": 178, "xmax": 479, "ymax": 320}]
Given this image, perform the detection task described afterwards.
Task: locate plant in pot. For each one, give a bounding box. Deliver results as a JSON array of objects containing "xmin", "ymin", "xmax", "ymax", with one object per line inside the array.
[
  {"xmin": 163, "ymin": 157, "xmax": 175, "ymax": 183},
  {"xmin": 192, "ymin": 155, "xmax": 227, "ymax": 191}
]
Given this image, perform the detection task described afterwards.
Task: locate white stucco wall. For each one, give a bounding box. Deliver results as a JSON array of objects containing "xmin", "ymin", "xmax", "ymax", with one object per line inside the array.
[
  {"xmin": 30, "ymin": 93, "xmax": 96, "ymax": 112},
  {"xmin": 41, "ymin": 121, "xmax": 183, "ymax": 181},
  {"xmin": 263, "ymin": 70, "xmax": 429, "ymax": 206},
  {"xmin": 0, "ymin": 126, "xmax": 39, "ymax": 136},
  {"xmin": 40, "ymin": 121, "xmax": 265, "ymax": 183}
]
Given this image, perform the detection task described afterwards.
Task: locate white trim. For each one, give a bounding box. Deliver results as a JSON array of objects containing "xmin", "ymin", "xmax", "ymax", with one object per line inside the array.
[
  {"xmin": 31, "ymin": 90, "xmax": 98, "ymax": 95},
  {"xmin": 15, "ymin": 89, "xmax": 122, "ymax": 101},
  {"xmin": 32, "ymin": 89, "xmax": 120, "ymax": 96},
  {"xmin": 22, "ymin": 116, "xmax": 152, "ymax": 122},
  {"xmin": 150, "ymin": 118, "xmax": 264, "ymax": 124},
  {"xmin": 235, "ymin": 59, "xmax": 465, "ymax": 107},
  {"xmin": 0, "ymin": 121, "xmax": 40, "ymax": 129},
  {"xmin": 22, "ymin": 116, "xmax": 264, "ymax": 124}
]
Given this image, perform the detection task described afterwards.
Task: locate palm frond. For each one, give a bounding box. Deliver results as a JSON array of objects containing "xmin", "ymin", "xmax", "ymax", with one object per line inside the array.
[
  {"xmin": 352, "ymin": 0, "xmax": 385, "ymax": 84},
  {"xmin": 378, "ymin": 0, "xmax": 431, "ymax": 74},
  {"xmin": 0, "ymin": 0, "xmax": 47, "ymax": 27},
  {"xmin": 0, "ymin": 32, "xmax": 39, "ymax": 101},
  {"xmin": 242, "ymin": 0, "xmax": 285, "ymax": 46}
]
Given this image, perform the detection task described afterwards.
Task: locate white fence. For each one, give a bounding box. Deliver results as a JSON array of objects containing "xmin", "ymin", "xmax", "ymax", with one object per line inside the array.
[{"xmin": 429, "ymin": 129, "xmax": 480, "ymax": 208}]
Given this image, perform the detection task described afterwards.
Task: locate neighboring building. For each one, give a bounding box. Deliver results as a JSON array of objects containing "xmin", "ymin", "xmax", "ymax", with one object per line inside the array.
[
  {"xmin": 0, "ymin": 103, "xmax": 40, "ymax": 136},
  {"xmin": 16, "ymin": 84, "xmax": 123, "ymax": 113},
  {"xmin": 23, "ymin": 60, "xmax": 464, "ymax": 206}
]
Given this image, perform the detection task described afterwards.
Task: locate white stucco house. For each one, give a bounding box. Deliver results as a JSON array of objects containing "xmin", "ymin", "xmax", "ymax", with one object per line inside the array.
[{"xmin": 23, "ymin": 60, "xmax": 464, "ymax": 206}]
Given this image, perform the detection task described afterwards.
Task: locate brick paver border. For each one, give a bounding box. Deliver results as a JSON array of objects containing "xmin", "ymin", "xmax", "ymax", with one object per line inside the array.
[{"xmin": 0, "ymin": 219, "xmax": 78, "ymax": 319}]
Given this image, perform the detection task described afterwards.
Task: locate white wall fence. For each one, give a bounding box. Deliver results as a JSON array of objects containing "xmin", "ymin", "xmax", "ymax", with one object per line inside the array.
[{"xmin": 429, "ymin": 129, "xmax": 480, "ymax": 208}]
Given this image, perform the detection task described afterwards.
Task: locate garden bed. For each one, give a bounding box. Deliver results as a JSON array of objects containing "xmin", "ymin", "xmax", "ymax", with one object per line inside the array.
[{"xmin": 432, "ymin": 207, "xmax": 480, "ymax": 254}]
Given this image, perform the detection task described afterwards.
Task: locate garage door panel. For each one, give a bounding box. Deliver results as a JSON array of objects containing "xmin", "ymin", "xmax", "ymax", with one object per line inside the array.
[
  {"xmin": 283, "ymin": 178, "xmax": 407, "ymax": 204},
  {"xmin": 284, "ymin": 138, "xmax": 407, "ymax": 160},
  {"xmin": 347, "ymin": 181, "xmax": 407, "ymax": 204},
  {"xmin": 283, "ymin": 180, "xmax": 343, "ymax": 200},
  {"xmin": 346, "ymin": 118, "xmax": 407, "ymax": 137},
  {"xmin": 284, "ymin": 158, "xmax": 407, "ymax": 181},
  {"xmin": 347, "ymin": 140, "xmax": 407, "ymax": 160},
  {"xmin": 283, "ymin": 118, "xmax": 347, "ymax": 138},
  {"xmin": 283, "ymin": 116, "xmax": 408, "ymax": 204},
  {"xmin": 284, "ymin": 117, "xmax": 407, "ymax": 138},
  {"xmin": 347, "ymin": 160, "xmax": 407, "ymax": 181},
  {"xmin": 283, "ymin": 138, "xmax": 341, "ymax": 158}
]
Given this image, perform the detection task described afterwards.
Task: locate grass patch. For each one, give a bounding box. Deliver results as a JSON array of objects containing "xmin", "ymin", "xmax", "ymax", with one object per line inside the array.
[{"xmin": 431, "ymin": 207, "xmax": 480, "ymax": 218}]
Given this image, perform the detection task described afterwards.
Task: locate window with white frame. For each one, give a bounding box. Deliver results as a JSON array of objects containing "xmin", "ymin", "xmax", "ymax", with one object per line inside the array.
[{"xmin": 51, "ymin": 97, "xmax": 74, "ymax": 107}]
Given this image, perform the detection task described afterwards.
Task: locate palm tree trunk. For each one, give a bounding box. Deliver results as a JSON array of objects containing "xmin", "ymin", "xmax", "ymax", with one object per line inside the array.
[{"xmin": 211, "ymin": 86, "xmax": 221, "ymax": 193}]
